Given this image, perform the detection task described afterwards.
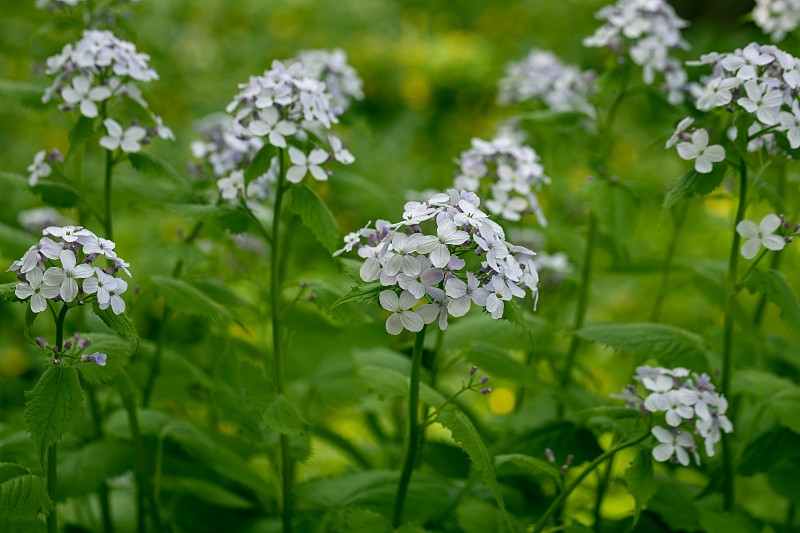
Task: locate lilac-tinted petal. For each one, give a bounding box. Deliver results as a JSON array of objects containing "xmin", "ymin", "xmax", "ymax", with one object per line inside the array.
[
  {"xmin": 399, "ymin": 310, "xmax": 424, "ymax": 332},
  {"xmin": 652, "ymin": 443, "xmax": 674, "ymax": 462},
  {"xmin": 740, "ymin": 238, "xmax": 761, "ymax": 259},
  {"xmin": 736, "ymin": 220, "xmax": 759, "ymax": 239},
  {"xmin": 759, "ymin": 213, "xmax": 782, "ymax": 234},
  {"xmin": 429, "ymin": 244, "xmax": 450, "ymax": 268},
  {"xmin": 43, "ymin": 267, "xmax": 66, "ymax": 286},
  {"xmin": 386, "ymin": 314, "xmax": 403, "ymax": 335},
  {"xmin": 397, "ymin": 290, "xmax": 419, "ymax": 310},
  {"xmin": 445, "ymin": 277, "xmax": 467, "ymax": 299},
  {"xmin": 447, "ymin": 296, "xmax": 470, "ymax": 317},
  {"xmin": 379, "ymin": 290, "xmax": 400, "ymax": 312},
  {"xmin": 416, "ymin": 303, "xmax": 439, "ymax": 324}
]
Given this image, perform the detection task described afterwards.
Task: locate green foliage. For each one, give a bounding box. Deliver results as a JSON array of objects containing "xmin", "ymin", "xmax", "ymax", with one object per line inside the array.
[
  {"xmin": 75, "ymin": 333, "xmax": 136, "ymax": 385},
  {"xmin": 0, "ymin": 282, "xmax": 17, "ymax": 302},
  {"xmin": 150, "ymin": 275, "xmax": 231, "ymax": 320},
  {"xmin": 91, "ymin": 301, "xmax": 139, "ymax": 338},
  {"xmin": 0, "ymin": 464, "xmax": 53, "ymax": 521},
  {"xmin": 625, "ymin": 449, "xmax": 655, "ymax": 525},
  {"xmin": 0, "ymin": 79, "xmax": 48, "ymax": 110},
  {"xmin": 662, "ymin": 163, "xmax": 727, "ymax": 216},
  {"xmin": 733, "ymin": 370, "xmax": 800, "ymax": 434},
  {"xmin": 57, "ymin": 440, "xmax": 134, "ymax": 499},
  {"xmin": 586, "ymin": 178, "xmax": 637, "ymax": 254},
  {"xmin": 264, "ymin": 395, "xmax": 307, "ymax": 436},
  {"xmin": 127, "ymin": 152, "xmax": 186, "ymax": 184},
  {"xmin": 744, "ymin": 269, "xmax": 800, "ymax": 333},
  {"xmin": 574, "ymin": 322, "xmax": 709, "ymax": 369},
  {"xmin": 330, "ymin": 281, "xmax": 384, "ymax": 309},
  {"xmin": 494, "ymin": 453, "xmax": 562, "ymax": 484},
  {"xmin": 24, "ymin": 366, "xmax": 84, "ymax": 464},
  {"xmin": 286, "ymin": 184, "xmax": 340, "ymax": 253},
  {"xmin": 67, "ymin": 116, "xmax": 95, "ymax": 148},
  {"xmin": 244, "ymin": 143, "xmax": 276, "ymax": 184},
  {"xmin": 167, "ymin": 203, "xmax": 251, "ymax": 234}
]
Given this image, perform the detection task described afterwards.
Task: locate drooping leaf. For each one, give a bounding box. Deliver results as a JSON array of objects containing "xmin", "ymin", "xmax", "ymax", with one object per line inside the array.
[
  {"xmin": 645, "ymin": 476, "xmax": 701, "ymax": 531},
  {"xmin": 75, "ymin": 333, "xmax": 136, "ymax": 385},
  {"xmin": 68, "ymin": 115, "xmax": 95, "ymax": 147},
  {"xmin": 24, "ymin": 366, "xmax": 85, "ymax": 463},
  {"xmin": 574, "ymin": 322, "xmax": 709, "ymax": 370},
  {"xmin": 91, "ymin": 301, "xmax": 138, "ymax": 339},
  {"xmin": 287, "ymin": 185, "xmax": 340, "ymax": 253},
  {"xmin": 435, "ymin": 407, "xmax": 512, "ymax": 531},
  {"xmin": 0, "ymin": 466, "xmax": 52, "ymax": 521},
  {"xmin": 663, "ymin": 163, "xmax": 727, "ymax": 216},
  {"xmin": 150, "ymin": 275, "xmax": 231, "ymax": 320},
  {"xmin": 31, "ymin": 181, "xmax": 80, "ymax": 208},
  {"xmin": 625, "ymin": 449, "xmax": 655, "ymax": 525},
  {"xmin": 733, "ymin": 370, "xmax": 800, "ymax": 434},
  {"xmin": 329, "ymin": 282, "xmax": 383, "ymax": 310},
  {"xmin": 464, "ymin": 341, "xmax": 540, "ymax": 387},
  {"xmin": 263, "ymin": 395, "xmax": 307, "ymax": 437},
  {"xmin": 329, "ymin": 507, "xmax": 393, "ymax": 533},
  {"xmin": 743, "ymin": 269, "xmax": 800, "ymax": 332}
]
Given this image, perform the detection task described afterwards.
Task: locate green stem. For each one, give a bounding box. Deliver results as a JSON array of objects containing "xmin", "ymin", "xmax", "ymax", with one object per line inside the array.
[
  {"xmin": 557, "ymin": 213, "xmax": 598, "ymax": 417},
  {"xmin": 55, "ymin": 304, "xmax": 69, "ymax": 353},
  {"xmin": 754, "ymin": 163, "xmax": 787, "ymax": 326},
  {"xmin": 649, "ymin": 204, "xmax": 687, "ymax": 322},
  {"xmin": 47, "ymin": 443, "xmax": 57, "ymax": 533},
  {"xmin": 721, "ymin": 157, "xmax": 748, "ymax": 511},
  {"xmin": 270, "ymin": 149, "xmax": 293, "ymax": 533},
  {"xmin": 88, "ymin": 385, "xmax": 114, "ymax": 533},
  {"xmin": 120, "ymin": 382, "xmax": 163, "ymax": 532},
  {"xmin": 104, "ymin": 149, "xmax": 114, "ymax": 241},
  {"xmin": 533, "ymin": 432, "xmax": 648, "ymax": 533},
  {"xmin": 392, "ymin": 325, "xmax": 428, "ymax": 528},
  {"xmin": 592, "ymin": 451, "xmax": 615, "ymax": 533}
]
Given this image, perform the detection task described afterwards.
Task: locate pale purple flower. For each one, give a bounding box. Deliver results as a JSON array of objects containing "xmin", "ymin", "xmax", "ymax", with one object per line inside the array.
[{"xmin": 42, "ymin": 250, "xmax": 93, "ymax": 302}]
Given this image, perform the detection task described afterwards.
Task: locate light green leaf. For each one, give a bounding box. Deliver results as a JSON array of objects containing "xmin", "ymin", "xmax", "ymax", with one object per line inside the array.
[
  {"xmin": 0, "ymin": 283, "xmax": 17, "ymax": 302},
  {"xmin": 663, "ymin": 163, "xmax": 727, "ymax": 216},
  {"xmin": 624, "ymin": 449, "xmax": 655, "ymax": 525},
  {"xmin": 734, "ymin": 370, "xmax": 800, "ymax": 434},
  {"xmin": 0, "ymin": 79, "xmax": 48, "ymax": 110},
  {"xmin": 330, "ymin": 507, "xmax": 392, "ymax": 533},
  {"xmin": 24, "ymin": 366, "xmax": 84, "ymax": 464},
  {"xmin": 0, "ymin": 465, "xmax": 52, "ymax": 521},
  {"xmin": 244, "ymin": 142, "xmax": 276, "ymax": 184},
  {"xmin": 127, "ymin": 152, "xmax": 186, "ymax": 185},
  {"xmin": 574, "ymin": 322, "xmax": 709, "ymax": 370},
  {"xmin": 287, "ymin": 185, "xmax": 340, "ymax": 253},
  {"xmin": 68, "ymin": 115, "xmax": 95, "ymax": 148},
  {"xmin": 744, "ymin": 269, "xmax": 800, "ymax": 332},
  {"xmin": 150, "ymin": 275, "xmax": 231, "ymax": 320},
  {"xmin": 91, "ymin": 301, "xmax": 138, "ymax": 339},
  {"xmin": 264, "ymin": 395, "xmax": 307, "ymax": 437},
  {"xmin": 435, "ymin": 407, "xmax": 512, "ymax": 531},
  {"xmin": 0, "ymin": 219, "xmax": 33, "ymax": 257},
  {"xmin": 330, "ymin": 282, "xmax": 383, "ymax": 310},
  {"xmin": 167, "ymin": 203, "xmax": 250, "ymax": 234}
]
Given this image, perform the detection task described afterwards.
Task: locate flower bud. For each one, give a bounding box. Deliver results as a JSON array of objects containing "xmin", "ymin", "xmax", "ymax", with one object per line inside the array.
[
  {"xmin": 78, "ymin": 338, "xmax": 91, "ymax": 348},
  {"xmin": 470, "ymin": 366, "xmax": 478, "ymax": 376},
  {"xmin": 306, "ymin": 293, "xmax": 317, "ymax": 301},
  {"xmin": 479, "ymin": 387, "xmax": 492, "ymax": 395},
  {"xmin": 300, "ymin": 281, "xmax": 308, "ymax": 289},
  {"xmin": 53, "ymin": 359, "xmax": 62, "ymax": 365},
  {"xmin": 64, "ymin": 341, "xmax": 72, "ymax": 351},
  {"xmin": 566, "ymin": 454, "xmax": 574, "ymax": 465},
  {"xmin": 48, "ymin": 148, "xmax": 64, "ymax": 164},
  {"xmin": 36, "ymin": 337, "xmax": 49, "ymax": 349},
  {"xmin": 545, "ymin": 448, "xmax": 555, "ymax": 463},
  {"xmin": 560, "ymin": 465, "xmax": 569, "ymax": 473},
  {"xmin": 480, "ymin": 376, "xmax": 489, "ymax": 385}
]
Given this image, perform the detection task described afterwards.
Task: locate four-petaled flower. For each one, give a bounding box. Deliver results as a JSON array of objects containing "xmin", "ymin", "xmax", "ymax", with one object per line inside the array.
[
  {"xmin": 736, "ymin": 213, "xmax": 786, "ymax": 259},
  {"xmin": 286, "ymin": 146, "xmax": 329, "ymax": 183},
  {"xmin": 100, "ymin": 118, "xmax": 146, "ymax": 153},
  {"xmin": 27, "ymin": 150, "xmax": 52, "ymax": 187},
  {"xmin": 42, "ymin": 250, "xmax": 93, "ymax": 302},
  {"xmin": 15, "ymin": 268, "xmax": 60, "ymax": 313},
  {"xmin": 60, "ymin": 75, "xmax": 111, "ymax": 118},
  {"xmin": 651, "ymin": 426, "xmax": 694, "ymax": 466},
  {"xmin": 379, "ymin": 290, "xmax": 424, "ymax": 335},
  {"xmin": 676, "ymin": 129, "xmax": 725, "ymax": 173}
]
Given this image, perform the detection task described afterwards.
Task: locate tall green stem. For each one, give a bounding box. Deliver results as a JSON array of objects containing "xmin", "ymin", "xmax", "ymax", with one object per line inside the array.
[
  {"xmin": 393, "ymin": 325, "xmax": 428, "ymax": 528},
  {"xmin": 104, "ymin": 150, "xmax": 113, "ymax": 240},
  {"xmin": 649, "ymin": 204, "xmax": 687, "ymax": 322},
  {"xmin": 88, "ymin": 385, "xmax": 114, "ymax": 533},
  {"xmin": 557, "ymin": 213, "xmax": 597, "ymax": 416},
  {"xmin": 47, "ymin": 305, "xmax": 69, "ymax": 533},
  {"xmin": 269, "ymin": 149, "xmax": 293, "ymax": 533},
  {"xmin": 721, "ymin": 158, "xmax": 748, "ymax": 511},
  {"xmin": 533, "ymin": 432, "xmax": 648, "ymax": 533}
]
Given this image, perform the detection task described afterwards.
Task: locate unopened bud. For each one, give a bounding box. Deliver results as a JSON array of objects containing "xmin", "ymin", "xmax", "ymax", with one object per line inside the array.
[
  {"xmin": 566, "ymin": 454, "xmax": 574, "ymax": 465},
  {"xmin": 82, "ymin": 253, "xmax": 99, "ymax": 264},
  {"xmin": 786, "ymin": 236, "xmax": 793, "ymax": 243},
  {"xmin": 306, "ymin": 293, "xmax": 316, "ymax": 301},
  {"xmin": 53, "ymin": 359, "xmax": 62, "ymax": 365},
  {"xmin": 53, "ymin": 346, "xmax": 59, "ymax": 355},
  {"xmin": 480, "ymin": 376, "xmax": 489, "ymax": 385},
  {"xmin": 560, "ymin": 465, "xmax": 569, "ymax": 473},
  {"xmin": 545, "ymin": 448, "xmax": 555, "ymax": 463},
  {"xmin": 300, "ymin": 281, "xmax": 308, "ymax": 289},
  {"xmin": 36, "ymin": 337, "xmax": 49, "ymax": 349},
  {"xmin": 479, "ymin": 387, "xmax": 492, "ymax": 395},
  {"xmin": 64, "ymin": 341, "xmax": 72, "ymax": 351},
  {"xmin": 78, "ymin": 299, "xmax": 85, "ymax": 305},
  {"xmin": 470, "ymin": 366, "xmax": 478, "ymax": 376},
  {"xmin": 78, "ymin": 338, "xmax": 91, "ymax": 349},
  {"xmin": 48, "ymin": 148, "xmax": 64, "ymax": 164},
  {"xmin": 74, "ymin": 333, "xmax": 80, "ymax": 342}
]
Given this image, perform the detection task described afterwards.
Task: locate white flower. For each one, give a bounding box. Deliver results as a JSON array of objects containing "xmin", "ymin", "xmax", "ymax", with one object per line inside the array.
[
  {"xmin": 695, "ymin": 77, "xmax": 740, "ymax": 110},
  {"xmin": 721, "ymin": 43, "xmax": 774, "ymax": 80},
  {"xmin": 82, "ymin": 236, "xmax": 117, "ymax": 260},
  {"xmin": 396, "ymin": 258, "xmax": 444, "ymax": 298},
  {"xmin": 665, "ymin": 117, "xmax": 694, "ymax": 149},
  {"xmin": 738, "ymin": 80, "xmax": 783, "ymax": 125},
  {"xmin": 416, "ymin": 287, "xmax": 450, "ymax": 330},
  {"xmin": 383, "ymin": 233, "xmax": 422, "ymax": 277},
  {"xmin": 416, "ymin": 220, "xmax": 469, "ymax": 268},
  {"xmin": 329, "ymin": 135, "xmax": 355, "ymax": 164},
  {"xmin": 379, "ymin": 290, "xmax": 424, "ymax": 335},
  {"xmin": 99, "ymin": 277, "xmax": 128, "ymax": 315},
  {"xmin": 27, "ymin": 150, "xmax": 52, "ymax": 187},
  {"xmin": 248, "ymin": 107, "xmax": 297, "ymax": 148},
  {"xmin": 676, "ymin": 129, "xmax": 725, "ymax": 173},
  {"xmin": 42, "ymin": 250, "xmax": 93, "ymax": 302},
  {"xmin": 445, "ymin": 272, "xmax": 489, "ymax": 317},
  {"xmin": 218, "ymin": 170, "xmax": 245, "ymax": 201},
  {"xmin": 20, "ymin": 237, "xmax": 62, "ymax": 273},
  {"xmin": 60, "ymin": 75, "xmax": 111, "ymax": 118},
  {"xmin": 485, "ymin": 276, "xmax": 512, "ymax": 319},
  {"xmin": 100, "ymin": 118, "xmax": 146, "ymax": 153},
  {"xmin": 651, "ymin": 426, "xmax": 694, "ymax": 466},
  {"xmin": 286, "ymin": 146, "xmax": 329, "ymax": 183},
  {"xmin": 43, "ymin": 225, "xmax": 93, "ymax": 243},
  {"xmin": 82, "ymin": 268, "xmax": 119, "ymax": 306},
  {"xmin": 15, "ymin": 268, "xmax": 60, "ymax": 313},
  {"xmin": 736, "ymin": 213, "xmax": 786, "ymax": 259},
  {"xmin": 778, "ymin": 101, "xmax": 800, "ymax": 148}
]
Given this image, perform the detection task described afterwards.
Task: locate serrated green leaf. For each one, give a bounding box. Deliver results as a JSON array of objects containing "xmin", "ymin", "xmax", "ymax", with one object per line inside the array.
[
  {"xmin": 625, "ymin": 449, "xmax": 655, "ymax": 525},
  {"xmin": 167, "ymin": 203, "xmax": 250, "ymax": 234},
  {"xmin": 68, "ymin": 115, "xmax": 95, "ymax": 148},
  {"xmin": 435, "ymin": 407, "xmax": 512, "ymax": 531},
  {"xmin": 732, "ymin": 370, "xmax": 800, "ymax": 434},
  {"xmin": 244, "ymin": 142, "xmax": 276, "ymax": 184},
  {"xmin": 264, "ymin": 395, "xmax": 306, "ymax": 436},
  {"xmin": 744, "ymin": 269, "xmax": 800, "ymax": 332},
  {"xmin": 330, "ymin": 507, "xmax": 393, "ymax": 533},
  {"xmin": 0, "ymin": 282, "xmax": 17, "ymax": 302},
  {"xmin": 150, "ymin": 275, "xmax": 231, "ymax": 320},
  {"xmin": 574, "ymin": 322, "xmax": 709, "ymax": 370},
  {"xmin": 91, "ymin": 301, "xmax": 138, "ymax": 339},
  {"xmin": 75, "ymin": 333, "xmax": 135, "ymax": 385},
  {"xmin": 127, "ymin": 152, "xmax": 186, "ymax": 184},
  {"xmin": 31, "ymin": 181, "xmax": 80, "ymax": 208},
  {"xmin": 0, "ymin": 464, "xmax": 29, "ymax": 484},
  {"xmin": 57, "ymin": 440, "xmax": 134, "ymax": 499},
  {"xmin": 287, "ymin": 185, "xmax": 339, "ymax": 253},
  {"xmin": 698, "ymin": 510, "xmax": 758, "ymax": 533},
  {"xmin": 330, "ymin": 282, "xmax": 383, "ymax": 310},
  {"xmin": 24, "ymin": 366, "xmax": 84, "ymax": 464},
  {"xmin": 0, "ymin": 470, "xmax": 53, "ymax": 521},
  {"xmin": 464, "ymin": 341, "xmax": 539, "ymax": 386},
  {"xmin": 192, "ymin": 277, "xmax": 249, "ymax": 309},
  {"xmin": 646, "ymin": 476, "xmax": 701, "ymax": 531},
  {"xmin": 663, "ymin": 163, "xmax": 727, "ymax": 216}
]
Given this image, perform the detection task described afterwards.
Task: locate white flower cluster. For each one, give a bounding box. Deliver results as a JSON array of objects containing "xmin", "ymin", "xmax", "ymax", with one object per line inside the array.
[
  {"xmin": 334, "ymin": 190, "xmax": 540, "ymax": 335},
  {"xmin": 454, "ymin": 135, "xmax": 550, "ymax": 225},
  {"xmin": 8, "ymin": 226, "xmax": 131, "ymax": 315},
  {"xmin": 736, "ymin": 213, "xmax": 790, "ymax": 259},
  {"xmin": 294, "ymin": 49, "xmax": 364, "ymax": 112},
  {"xmin": 583, "ymin": 0, "xmax": 689, "ymax": 104},
  {"xmin": 753, "ymin": 0, "xmax": 800, "ymax": 42},
  {"xmin": 36, "ymin": 0, "xmax": 139, "ymax": 9},
  {"xmin": 613, "ymin": 366, "xmax": 733, "ymax": 466},
  {"xmin": 497, "ymin": 49, "xmax": 596, "ymax": 116}
]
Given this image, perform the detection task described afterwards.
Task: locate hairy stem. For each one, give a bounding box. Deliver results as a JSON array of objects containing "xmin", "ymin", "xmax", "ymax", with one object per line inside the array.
[
  {"xmin": 533, "ymin": 432, "xmax": 648, "ymax": 533},
  {"xmin": 721, "ymin": 158, "xmax": 748, "ymax": 511},
  {"xmin": 393, "ymin": 325, "xmax": 428, "ymax": 528}
]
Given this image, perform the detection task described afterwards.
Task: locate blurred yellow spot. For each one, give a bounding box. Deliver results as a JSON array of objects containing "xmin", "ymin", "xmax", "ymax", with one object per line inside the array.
[
  {"xmin": 227, "ymin": 322, "xmax": 252, "ymax": 342},
  {"xmin": 400, "ymin": 73, "xmax": 431, "ymax": 109},
  {"xmin": 611, "ymin": 141, "xmax": 638, "ymax": 169},
  {"xmin": 488, "ymin": 387, "xmax": 515, "ymax": 414},
  {"xmin": 217, "ymin": 419, "xmax": 238, "ymax": 436},
  {"xmin": 704, "ymin": 196, "xmax": 732, "ymax": 218},
  {"xmin": 0, "ymin": 348, "xmax": 29, "ymax": 377}
]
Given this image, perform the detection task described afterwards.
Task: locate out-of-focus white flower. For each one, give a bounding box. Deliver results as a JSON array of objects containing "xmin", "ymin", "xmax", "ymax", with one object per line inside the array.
[
  {"xmin": 736, "ymin": 213, "xmax": 786, "ymax": 259},
  {"xmin": 27, "ymin": 150, "xmax": 52, "ymax": 187}
]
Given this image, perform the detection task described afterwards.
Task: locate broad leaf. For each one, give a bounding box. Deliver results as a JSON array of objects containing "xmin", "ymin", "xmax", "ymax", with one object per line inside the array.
[
  {"xmin": 0, "ymin": 282, "xmax": 17, "ymax": 302},
  {"xmin": 150, "ymin": 275, "xmax": 231, "ymax": 320},
  {"xmin": 57, "ymin": 440, "xmax": 134, "ymax": 499},
  {"xmin": 586, "ymin": 178, "xmax": 637, "ymax": 254},
  {"xmin": 32, "ymin": 181, "xmax": 80, "ymax": 208},
  {"xmin": 625, "ymin": 449, "xmax": 655, "ymax": 525},
  {"xmin": 0, "ymin": 465, "xmax": 52, "ymax": 521},
  {"xmin": 244, "ymin": 142, "xmax": 275, "ymax": 184},
  {"xmin": 24, "ymin": 366, "xmax": 85, "ymax": 463},
  {"xmin": 495, "ymin": 453, "xmax": 562, "ymax": 483},
  {"xmin": 733, "ymin": 370, "xmax": 800, "ymax": 434},
  {"xmin": 663, "ymin": 163, "xmax": 727, "ymax": 216},
  {"xmin": 91, "ymin": 301, "xmax": 138, "ymax": 339},
  {"xmin": 0, "ymin": 79, "xmax": 48, "ymax": 110},
  {"xmin": 264, "ymin": 395, "xmax": 307, "ymax": 436},
  {"xmin": 743, "ymin": 269, "xmax": 800, "ymax": 332},
  {"xmin": 574, "ymin": 322, "xmax": 709, "ymax": 370},
  {"xmin": 68, "ymin": 116, "xmax": 95, "ymax": 148},
  {"xmin": 287, "ymin": 185, "xmax": 340, "ymax": 253},
  {"xmin": 75, "ymin": 333, "xmax": 136, "ymax": 385},
  {"xmin": 167, "ymin": 203, "xmax": 250, "ymax": 234},
  {"xmin": 128, "ymin": 152, "xmax": 186, "ymax": 184},
  {"xmin": 330, "ymin": 282, "xmax": 383, "ymax": 310}
]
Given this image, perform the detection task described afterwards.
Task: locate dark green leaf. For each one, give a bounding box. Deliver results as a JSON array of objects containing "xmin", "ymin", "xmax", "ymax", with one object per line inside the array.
[
  {"xmin": 127, "ymin": 152, "xmax": 186, "ymax": 185},
  {"xmin": 732, "ymin": 370, "xmax": 800, "ymax": 434},
  {"xmin": 263, "ymin": 395, "xmax": 307, "ymax": 436},
  {"xmin": 75, "ymin": 333, "xmax": 135, "ymax": 385},
  {"xmin": 244, "ymin": 142, "xmax": 275, "ymax": 184},
  {"xmin": 646, "ymin": 476, "xmax": 700, "ymax": 531},
  {"xmin": 494, "ymin": 453, "xmax": 562, "ymax": 483},
  {"xmin": 329, "ymin": 282, "xmax": 383, "ymax": 310},
  {"xmin": 150, "ymin": 275, "xmax": 231, "ymax": 320},
  {"xmin": 91, "ymin": 301, "xmax": 138, "ymax": 339},
  {"xmin": 330, "ymin": 507, "xmax": 393, "ymax": 533},
  {"xmin": 159, "ymin": 476, "xmax": 254, "ymax": 509},
  {"xmin": 31, "ymin": 181, "xmax": 80, "ymax": 208},
  {"xmin": 57, "ymin": 440, "xmax": 134, "ymax": 499},
  {"xmin": 625, "ymin": 450, "xmax": 655, "ymax": 525},
  {"xmin": 68, "ymin": 116, "xmax": 95, "ymax": 147},
  {"xmin": 574, "ymin": 322, "xmax": 709, "ymax": 370},
  {"xmin": 663, "ymin": 163, "xmax": 727, "ymax": 216},
  {"xmin": 24, "ymin": 366, "xmax": 85, "ymax": 464},
  {"xmin": 743, "ymin": 269, "xmax": 800, "ymax": 332},
  {"xmin": 287, "ymin": 185, "xmax": 340, "ymax": 253},
  {"xmin": 0, "ymin": 467, "xmax": 52, "ymax": 521},
  {"xmin": 0, "ymin": 283, "xmax": 17, "ymax": 302},
  {"xmin": 167, "ymin": 203, "xmax": 250, "ymax": 234}
]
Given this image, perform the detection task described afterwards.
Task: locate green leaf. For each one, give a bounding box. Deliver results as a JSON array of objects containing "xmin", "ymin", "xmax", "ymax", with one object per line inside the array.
[
  {"xmin": 75, "ymin": 333, "xmax": 136, "ymax": 385},
  {"xmin": 356, "ymin": 364, "xmax": 408, "ymax": 399},
  {"xmin": 646, "ymin": 476, "xmax": 700, "ymax": 531},
  {"xmin": 0, "ymin": 283, "xmax": 17, "ymax": 302},
  {"xmin": 263, "ymin": 395, "xmax": 307, "ymax": 437},
  {"xmin": 57, "ymin": 440, "xmax": 134, "ymax": 499},
  {"xmin": 106, "ymin": 408, "xmax": 174, "ymax": 438},
  {"xmin": 287, "ymin": 185, "xmax": 340, "ymax": 253},
  {"xmin": 329, "ymin": 282, "xmax": 383, "ymax": 310},
  {"xmin": 91, "ymin": 301, "xmax": 138, "ymax": 339},
  {"xmin": 68, "ymin": 116, "xmax": 95, "ymax": 147},
  {"xmin": 435, "ymin": 407, "xmax": 512, "ymax": 531},
  {"xmin": 0, "ymin": 220, "xmax": 33, "ymax": 257},
  {"xmin": 330, "ymin": 507, "xmax": 393, "ymax": 533},
  {"xmin": 494, "ymin": 453, "xmax": 562, "ymax": 483},
  {"xmin": 517, "ymin": 109, "xmax": 586, "ymax": 125},
  {"xmin": 24, "ymin": 366, "xmax": 84, "ymax": 464},
  {"xmin": 663, "ymin": 163, "xmax": 727, "ymax": 216},
  {"xmin": 167, "ymin": 203, "xmax": 250, "ymax": 234},
  {"xmin": 625, "ymin": 450, "xmax": 655, "ymax": 525},
  {"xmin": 464, "ymin": 341, "xmax": 539, "ymax": 387},
  {"xmin": 127, "ymin": 152, "xmax": 186, "ymax": 184},
  {"xmin": 698, "ymin": 510, "xmax": 758, "ymax": 533},
  {"xmin": 734, "ymin": 114, "xmax": 756, "ymax": 160},
  {"xmin": 586, "ymin": 178, "xmax": 637, "ymax": 254},
  {"xmin": 743, "ymin": 269, "xmax": 800, "ymax": 332},
  {"xmin": 32, "ymin": 181, "xmax": 81, "ymax": 208},
  {"xmin": 244, "ymin": 142, "xmax": 276, "ymax": 184},
  {"xmin": 0, "ymin": 79, "xmax": 47, "ymax": 110},
  {"xmin": 159, "ymin": 476, "xmax": 254, "ymax": 509},
  {"xmin": 150, "ymin": 275, "xmax": 231, "ymax": 320},
  {"xmin": 732, "ymin": 370, "xmax": 800, "ymax": 434},
  {"xmin": 574, "ymin": 322, "xmax": 709, "ymax": 370},
  {"xmin": 0, "ymin": 466, "xmax": 52, "ymax": 521}
]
